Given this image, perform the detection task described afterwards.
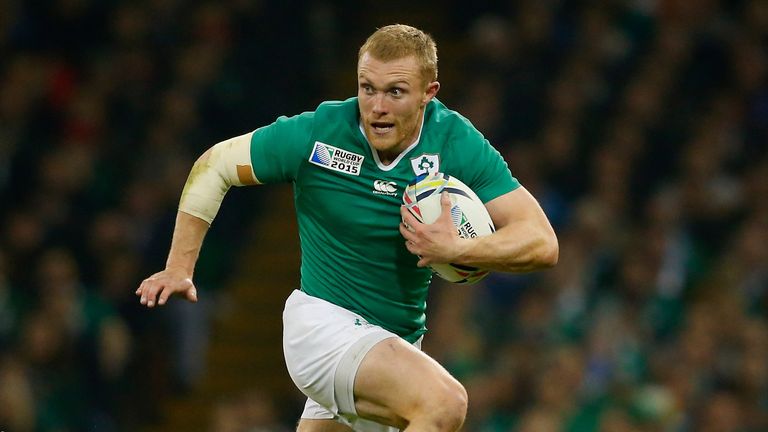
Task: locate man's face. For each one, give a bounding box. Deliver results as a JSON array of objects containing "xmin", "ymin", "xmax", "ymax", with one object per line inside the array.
[{"xmin": 357, "ymin": 52, "xmax": 439, "ymax": 161}]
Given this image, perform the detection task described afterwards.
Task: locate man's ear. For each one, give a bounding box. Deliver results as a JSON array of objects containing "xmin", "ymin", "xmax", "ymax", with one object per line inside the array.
[{"xmin": 422, "ymin": 81, "xmax": 440, "ymax": 106}]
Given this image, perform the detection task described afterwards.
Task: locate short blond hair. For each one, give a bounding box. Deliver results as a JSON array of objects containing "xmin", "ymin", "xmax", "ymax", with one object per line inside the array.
[{"xmin": 358, "ymin": 24, "xmax": 438, "ymax": 85}]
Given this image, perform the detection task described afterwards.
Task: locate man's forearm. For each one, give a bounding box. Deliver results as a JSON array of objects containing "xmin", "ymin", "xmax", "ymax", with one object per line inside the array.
[
  {"xmin": 453, "ymin": 221, "xmax": 558, "ymax": 273},
  {"xmin": 450, "ymin": 187, "xmax": 559, "ymax": 273},
  {"xmin": 169, "ymin": 132, "xmax": 257, "ymax": 274},
  {"xmin": 165, "ymin": 211, "xmax": 211, "ymax": 276}
]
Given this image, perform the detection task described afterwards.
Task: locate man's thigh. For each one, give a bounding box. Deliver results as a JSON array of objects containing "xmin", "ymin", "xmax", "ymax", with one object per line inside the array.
[
  {"xmin": 283, "ymin": 290, "xmax": 462, "ymax": 427},
  {"xmin": 352, "ymin": 337, "xmax": 464, "ymax": 426},
  {"xmin": 283, "ymin": 290, "xmax": 396, "ymax": 420}
]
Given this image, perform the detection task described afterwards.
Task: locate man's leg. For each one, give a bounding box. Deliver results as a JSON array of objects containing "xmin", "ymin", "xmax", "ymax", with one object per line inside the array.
[
  {"xmin": 352, "ymin": 337, "xmax": 468, "ymax": 431},
  {"xmin": 282, "ymin": 290, "xmax": 465, "ymax": 431}
]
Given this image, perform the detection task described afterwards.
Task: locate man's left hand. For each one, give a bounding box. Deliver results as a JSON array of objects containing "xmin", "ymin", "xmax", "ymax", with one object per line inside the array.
[{"xmin": 399, "ymin": 192, "xmax": 467, "ymax": 267}]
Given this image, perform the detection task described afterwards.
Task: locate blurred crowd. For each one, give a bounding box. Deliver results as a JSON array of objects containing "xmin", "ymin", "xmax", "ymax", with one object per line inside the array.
[
  {"xmin": 0, "ymin": 0, "xmax": 766, "ymax": 431},
  {"xmin": 426, "ymin": 1, "xmax": 768, "ymax": 431}
]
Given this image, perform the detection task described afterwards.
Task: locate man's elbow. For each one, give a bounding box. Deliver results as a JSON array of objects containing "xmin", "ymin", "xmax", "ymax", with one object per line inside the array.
[{"xmin": 537, "ymin": 233, "xmax": 559, "ymax": 268}]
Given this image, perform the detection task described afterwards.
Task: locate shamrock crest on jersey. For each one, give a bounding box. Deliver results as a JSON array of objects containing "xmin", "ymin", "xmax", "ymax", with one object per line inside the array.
[{"xmin": 410, "ymin": 154, "xmax": 440, "ymax": 176}]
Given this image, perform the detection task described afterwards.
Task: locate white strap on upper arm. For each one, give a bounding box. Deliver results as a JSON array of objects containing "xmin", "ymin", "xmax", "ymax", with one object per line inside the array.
[{"xmin": 178, "ymin": 132, "xmax": 258, "ymax": 224}]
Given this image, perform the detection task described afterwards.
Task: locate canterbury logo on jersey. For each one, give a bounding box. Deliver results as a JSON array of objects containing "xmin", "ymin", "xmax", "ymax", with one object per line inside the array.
[
  {"xmin": 372, "ymin": 180, "xmax": 398, "ymax": 196},
  {"xmin": 309, "ymin": 141, "xmax": 364, "ymax": 176}
]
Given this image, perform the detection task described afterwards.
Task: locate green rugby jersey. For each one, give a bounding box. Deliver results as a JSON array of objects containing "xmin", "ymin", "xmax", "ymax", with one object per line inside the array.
[{"xmin": 249, "ymin": 97, "xmax": 519, "ymax": 342}]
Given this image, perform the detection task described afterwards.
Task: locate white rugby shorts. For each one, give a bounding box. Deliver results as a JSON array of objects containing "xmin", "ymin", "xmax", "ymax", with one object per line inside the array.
[{"xmin": 282, "ymin": 289, "xmax": 421, "ymax": 431}]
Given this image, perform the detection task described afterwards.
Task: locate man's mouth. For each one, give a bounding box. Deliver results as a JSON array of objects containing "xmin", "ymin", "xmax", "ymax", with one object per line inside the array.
[{"xmin": 371, "ymin": 122, "xmax": 394, "ymax": 134}]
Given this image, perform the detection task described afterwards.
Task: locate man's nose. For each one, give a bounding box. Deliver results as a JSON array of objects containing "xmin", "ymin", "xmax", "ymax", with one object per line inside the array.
[{"xmin": 372, "ymin": 93, "xmax": 388, "ymax": 115}]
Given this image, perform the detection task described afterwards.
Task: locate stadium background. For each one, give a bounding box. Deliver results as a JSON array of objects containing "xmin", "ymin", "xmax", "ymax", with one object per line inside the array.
[{"xmin": 0, "ymin": 0, "xmax": 766, "ymax": 431}]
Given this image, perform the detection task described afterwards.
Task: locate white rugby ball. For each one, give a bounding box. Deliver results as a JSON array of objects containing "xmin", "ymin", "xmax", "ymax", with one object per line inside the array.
[{"xmin": 402, "ymin": 172, "xmax": 495, "ymax": 284}]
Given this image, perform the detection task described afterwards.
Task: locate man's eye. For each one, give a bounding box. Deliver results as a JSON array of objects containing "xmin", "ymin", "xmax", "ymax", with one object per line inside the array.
[
  {"xmin": 390, "ymin": 88, "xmax": 403, "ymax": 96},
  {"xmin": 362, "ymin": 85, "xmax": 374, "ymax": 94}
]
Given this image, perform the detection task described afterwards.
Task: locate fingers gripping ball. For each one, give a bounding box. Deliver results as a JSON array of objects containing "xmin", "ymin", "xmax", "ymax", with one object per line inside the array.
[{"xmin": 403, "ymin": 172, "xmax": 495, "ymax": 284}]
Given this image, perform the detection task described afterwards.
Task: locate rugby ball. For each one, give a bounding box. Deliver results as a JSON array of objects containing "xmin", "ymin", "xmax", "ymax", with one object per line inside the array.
[{"xmin": 402, "ymin": 172, "xmax": 495, "ymax": 284}]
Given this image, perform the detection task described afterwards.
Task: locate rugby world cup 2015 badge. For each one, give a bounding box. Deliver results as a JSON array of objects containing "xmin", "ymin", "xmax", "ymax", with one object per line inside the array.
[{"xmin": 309, "ymin": 141, "xmax": 364, "ymax": 176}]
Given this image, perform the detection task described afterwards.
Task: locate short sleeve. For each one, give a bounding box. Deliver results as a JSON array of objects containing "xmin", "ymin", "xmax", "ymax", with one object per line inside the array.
[
  {"xmin": 249, "ymin": 111, "xmax": 315, "ymax": 183},
  {"xmin": 467, "ymin": 137, "xmax": 520, "ymax": 203}
]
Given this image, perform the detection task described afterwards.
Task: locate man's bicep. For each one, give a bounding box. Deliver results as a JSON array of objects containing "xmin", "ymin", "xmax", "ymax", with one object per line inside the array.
[
  {"xmin": 178, "ymin": 132, "xmax": 260, "ymax": 224},
  {"xmin": 209, "ymin": 131, "xmax": 260, "ymax": 186},
  {"xmin": 484, "ymin": 187, "xmax": 549, "ymax": 230}
]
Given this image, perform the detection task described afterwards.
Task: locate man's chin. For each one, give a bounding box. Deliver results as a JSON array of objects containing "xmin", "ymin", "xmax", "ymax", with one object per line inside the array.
[
  {"xmin": 369, "ymin": 139, "xmax": 397, "ymax": 153},
  {"xmin": 365, "ymin": 133, "xmax": 390, "ymax": 149}
]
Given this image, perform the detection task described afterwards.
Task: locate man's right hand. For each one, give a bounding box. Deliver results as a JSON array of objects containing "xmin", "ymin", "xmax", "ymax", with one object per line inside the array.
[{"xmin": 136, "ymin": 268, "xmax": 198, "ymax": 308}]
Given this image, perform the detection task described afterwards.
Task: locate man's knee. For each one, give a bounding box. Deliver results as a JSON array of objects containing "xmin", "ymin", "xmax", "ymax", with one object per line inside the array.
[{"xmin": 419, "ymin": 378, "xmax": 468, "ymax": 430}]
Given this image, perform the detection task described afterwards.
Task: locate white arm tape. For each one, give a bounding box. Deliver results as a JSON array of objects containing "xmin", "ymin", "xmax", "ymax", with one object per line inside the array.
[{"xmin": 178, "ymin": 132, "xmax": 259, "ymax": 224}]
